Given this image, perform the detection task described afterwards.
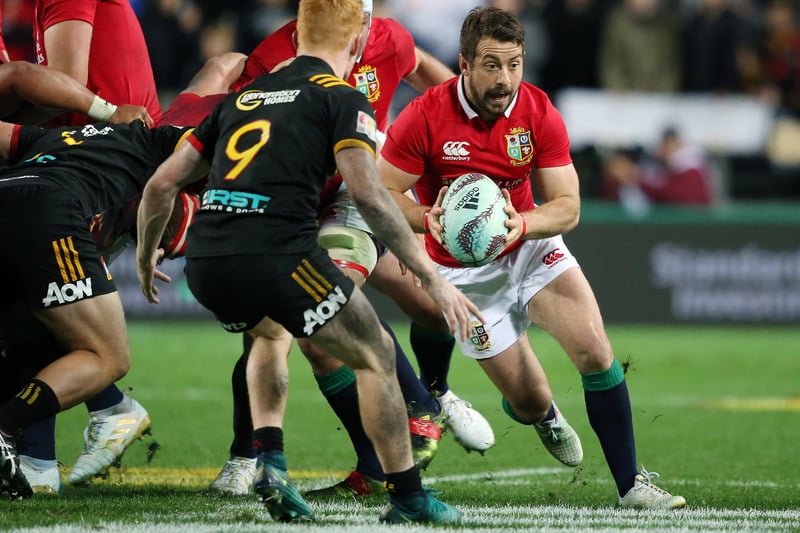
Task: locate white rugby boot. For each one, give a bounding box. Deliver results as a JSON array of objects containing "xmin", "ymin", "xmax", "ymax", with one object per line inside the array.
[
  {"xmin": 534, "ymin": 403, "xmax": 583, "ymax": 467},
  {"xmin": 67, "ymin": 397, "xmax": 151, "ymax": 485},
  {"xmin": 619, "ymin": 467, "xmax": 687, "ymax": 509},
  {"xmin": 19, "ymin": 455, "xmax": 60, "ymax": 495},
  {"xmin": 437, "ymin": 389, "xmax": 495, "ymax": 453},
  {"xmin": 207, "ymin": 456, "xmax": 257, "ymax": 496}
]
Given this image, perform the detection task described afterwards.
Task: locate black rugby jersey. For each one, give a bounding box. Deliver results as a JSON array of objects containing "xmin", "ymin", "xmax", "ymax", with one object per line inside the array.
[
  {"xmin": 3, "ymin": 121, "xmax": 188, "ymax": 218},
  {"xmin": 185, "ymin": 55, "xmax": 378, "ymax": 257}
]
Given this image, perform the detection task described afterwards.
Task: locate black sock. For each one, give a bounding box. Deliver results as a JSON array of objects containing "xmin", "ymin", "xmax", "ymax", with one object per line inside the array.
[
  {"xmin": 229, "ymin": 342, "xmax": 255, "ymax": 459},
  {"xmin": 384, "ymin": 465, "xmax": 423, "ymax": 499},
  {"xmin": 17, "ymin": 416, "xmax": 57, "ymax": 460},
  {"xmin": 315, "ymin": 366, "xmax": 384, "ymax": 480},
  {"xmin": 409, "ymin": 322, "xmax": 455, "ymax": 395},
  {"xmin": 380, "ymin": 320, "xmax": 439, "ymax": 417},
  {"xmin": 84, "ymin": 383, "xmax": 124, "ymax": 412},
  {"xmin": 252, "ymin": 426, "xmax": 283, "ymax": 455},
  {"xmin": 0, "ymin": 379, "xmax": 60, "ymax": 436},
  {"xmin": 583, "ymin": 360, "xmax": 638, "ymax": 496}
]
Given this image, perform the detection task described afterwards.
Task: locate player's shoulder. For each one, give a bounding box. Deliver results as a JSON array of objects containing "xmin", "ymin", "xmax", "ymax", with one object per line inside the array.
[
  {"xmin": 410, "ymin": 77, "xmax": 459, "ymax": 114},
  {"xmin": 370, "ymin": 17, "xmax": 412, "ymax": 40}
]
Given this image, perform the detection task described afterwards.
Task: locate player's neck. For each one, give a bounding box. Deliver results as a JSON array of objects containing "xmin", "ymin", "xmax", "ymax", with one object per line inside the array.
[{"xmin": 297, "ymin": 47, "xmax": 354, "ymax": 80}]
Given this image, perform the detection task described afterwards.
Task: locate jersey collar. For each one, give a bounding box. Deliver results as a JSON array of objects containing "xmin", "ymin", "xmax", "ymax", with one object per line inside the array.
[{"xmin": 457, "ymin": 75, "xmax": 519, "ymax": 120}]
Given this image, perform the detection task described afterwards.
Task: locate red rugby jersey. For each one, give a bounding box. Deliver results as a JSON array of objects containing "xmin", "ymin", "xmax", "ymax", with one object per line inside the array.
[
  {"xmin": 381, "ymin": 76, "xmax": 573, "ymax": 267},
  {"xmin": 34, "ymin": 0, "xmax": 162, "ymax": 126},
  {"xmin": 232, "ymin": 17, "xmax": 416, "ymax": 131}
]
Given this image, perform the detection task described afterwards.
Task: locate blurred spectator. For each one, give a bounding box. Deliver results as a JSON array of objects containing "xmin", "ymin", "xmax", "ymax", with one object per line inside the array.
[
  {"xmin": 600, "ymin": 128, "xmax": 714, "ymax": 214},
  {"xmin": 140, "ymin": 0, "xmax": 204, "ymax": 93},
  {"xmin": 761, "ymin": 0, "xmax": 800, "ymax": 115},
  {"xmin": 681, "ymin": 0, "xmax": 747, "ymax": 93},
  {"xmin": 598, "ymin": 0, "xmax": 682, "ymax": 92},
  {"xmin": 540, "ymin": 0, "xmax": 612, "ymax": 94}
]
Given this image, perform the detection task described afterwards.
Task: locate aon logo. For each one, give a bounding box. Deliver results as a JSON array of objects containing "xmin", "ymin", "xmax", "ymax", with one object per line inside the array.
[
  {"xmin": 302, "ymin": 285, "xmax": 348, "ymax": 336},
  {"xmin": 42, "ymin": 278, "xmax": 93, "ymax": 307}
]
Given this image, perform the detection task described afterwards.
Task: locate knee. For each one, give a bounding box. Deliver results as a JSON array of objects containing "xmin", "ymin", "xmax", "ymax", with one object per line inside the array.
[{"xmin": 570, "ymin": 332, "xmax": 614, "ymax": 374}]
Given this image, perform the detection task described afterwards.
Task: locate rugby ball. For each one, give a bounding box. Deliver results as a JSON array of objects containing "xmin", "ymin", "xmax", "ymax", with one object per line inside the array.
[{"xmin": 440, "ymin": 173, "xmax": 509, "ymax": 267}]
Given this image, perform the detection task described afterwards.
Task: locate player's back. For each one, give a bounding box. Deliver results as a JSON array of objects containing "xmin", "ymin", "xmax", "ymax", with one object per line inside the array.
[{"xmin": 187, "ymin": 55, "xmax": 377, "ymax": 258}]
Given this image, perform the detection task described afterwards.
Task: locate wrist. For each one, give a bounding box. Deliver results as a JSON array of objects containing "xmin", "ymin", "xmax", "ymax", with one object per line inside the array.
[
  {"xmin": 87, "ymin": 95, "xmax": 118, "ymax": 121},
  {"xmin": 422, "ymin": 208, "xmax": 431, "ymax": 233},
  {"xmin": 519, "ymin": 215, "xmax": 527, "ymax": 240}
]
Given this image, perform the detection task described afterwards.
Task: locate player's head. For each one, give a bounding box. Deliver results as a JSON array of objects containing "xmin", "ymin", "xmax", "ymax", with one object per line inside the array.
[
  {"xmin": 458, "ymin": 7, "xmax": 525, "ymax": 122},
  {"xmin": 356, "ymin": 0, "xmax": 374, "ymax": 62},
  {"xmin": 297, "ymin": 0, "xmax": 364, "ymax": 76}
]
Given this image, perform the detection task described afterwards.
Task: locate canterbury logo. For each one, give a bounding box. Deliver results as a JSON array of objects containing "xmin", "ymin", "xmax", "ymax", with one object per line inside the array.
[
  {"xmin": 442, "ymin": 141, "xmax": 470, "ymax": 158},
  {"xmin": 310, "ymin": 74, "xmax": 350, "ymax": 88},
  {"xmin": 542, "ymin": 248, "xmax": 565, "ymax": 267},
  {"xmin": 16, "ymin": 382, "xmax": 42, "ymax": 405}
]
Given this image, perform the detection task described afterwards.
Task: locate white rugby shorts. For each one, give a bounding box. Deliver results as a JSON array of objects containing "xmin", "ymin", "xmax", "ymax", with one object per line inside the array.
[{"xmin": 435, "ymin": 236, "xmax": 579, "ymax": 359}]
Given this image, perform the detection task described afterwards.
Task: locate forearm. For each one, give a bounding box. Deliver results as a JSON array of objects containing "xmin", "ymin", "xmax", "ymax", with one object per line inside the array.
[
  {"xmin": 403, "ymin": 48, "xmax": 456, "ymax": 93},
  {"xmin": 137, "ymin": 181, "xmax": 178, "ymax": 266},
  {"xmin": 520, "ymin": 195, "xmax": 580, "ymax": 239}
]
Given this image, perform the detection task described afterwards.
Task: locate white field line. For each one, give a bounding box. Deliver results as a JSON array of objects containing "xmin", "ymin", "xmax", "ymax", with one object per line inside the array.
[{"xmin": 9, "ymin": 505, "xmax": 800, "ymax": 533}]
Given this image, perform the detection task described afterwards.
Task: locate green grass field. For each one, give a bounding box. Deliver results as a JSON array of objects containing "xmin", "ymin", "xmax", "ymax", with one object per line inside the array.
[{"xmin": 2, "ymin": 321, "xmax": 799, "ymax": 531}]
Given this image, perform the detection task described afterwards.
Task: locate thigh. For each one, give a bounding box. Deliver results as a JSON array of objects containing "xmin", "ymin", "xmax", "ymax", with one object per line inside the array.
[
  {"xmin": 305, "ymin": 287, "xmax": 391, "ymax": 374},
  {"xmin": 528, "ymin": 267, "xmax": 613, "ymax": 372}
]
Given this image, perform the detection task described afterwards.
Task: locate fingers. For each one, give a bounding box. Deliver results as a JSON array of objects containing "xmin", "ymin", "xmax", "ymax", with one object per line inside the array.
[{"xmin": 153, "ymin": 269, "xmax": 172, "ymax": 283}]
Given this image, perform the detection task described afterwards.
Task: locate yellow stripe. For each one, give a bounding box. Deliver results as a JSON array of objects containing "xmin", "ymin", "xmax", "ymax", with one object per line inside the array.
[
  {"xmin": 310, "ymin": 74, "xmax": 339, "ymax": 84},
  {"xmin": 52, "ymin": 240, "xmax": 69, "ymax": 283},
  {"xmin": 66, "ymin": 236, "xmax": 85, "ymax": 279},
  {"xmin": 320, "ymin": 80, "xmax": 351, "ymax": 88},
  {"xmin": 296, "ymin": 265, "xmax": 328, "ymax": 297},
  {"xmin": 300, "ymin": 258, "xmax": 333, "ymax": 291},
  {"xmin": 16, "ymin": 383, "xmax": 34, "ymax": 401},
  {"xmin": 59, "ymin": 238, "xmax": 77, "ymax": 282},
  {"xmin": 333, "ymin": 138, "xmax": 375, "ymax": 158},
  {"xmin": 291, "ymin": 271, "xmax": 323, "ymax": 302},
  {"xmin": 26, "ymin": 386, "xmax": 40, "ymax": 405},
  {"xmin": 175, "ymin": 128, "xmax": 195, "ymax": 151}
]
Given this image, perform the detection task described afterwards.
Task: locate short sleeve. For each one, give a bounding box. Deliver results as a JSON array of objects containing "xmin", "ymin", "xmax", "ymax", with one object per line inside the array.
[
  {"xmin": 533, "ymin": 96, "xmax": 572, "ymax": 169},
  {"xmin": 38, "ymin": 0, "xmax": 97, "ymax": 29},
  {"xmin": 330, "ymin": 89, "xmax": 378, "ymax": 157}
]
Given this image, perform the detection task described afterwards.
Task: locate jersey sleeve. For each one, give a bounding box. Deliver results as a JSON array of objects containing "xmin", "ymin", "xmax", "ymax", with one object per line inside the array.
[
  {"xmin": 38, "ymin": 0, "xmax": 97, "ymax": 29},
  {"xmin": 533, "ymin": 96, "xmax": 573, "ymax": 169},
  {"xmin": 187, "ymin": 103, "xmax": 222, "ymax": 161},
  {"xmin": 150, "ymin": 124, "xmax": 196, "ymax": 163},
  {"xmin": 330, "ymin": 89, "xmax": 378, "ymax": 157},
  {"xmin": 382, "ymin": 18, "xmax": 417, "ymax": 80},
  {"xmin": 380, "ymin": 97, "xmax": 429, "ymax": 176},
  {"xmin": 8, "ymin": 125, "xmax": 48, "ymax": 164}
]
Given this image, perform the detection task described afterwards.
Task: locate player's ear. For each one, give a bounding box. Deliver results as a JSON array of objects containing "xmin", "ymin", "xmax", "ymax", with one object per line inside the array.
[
  {"xmin": 458, "ymin": 54, "xmax": 469, "ymax": 76},
  {"xmin": 350, "ymin": 33, "xmax": 363, "ymax": 60}
]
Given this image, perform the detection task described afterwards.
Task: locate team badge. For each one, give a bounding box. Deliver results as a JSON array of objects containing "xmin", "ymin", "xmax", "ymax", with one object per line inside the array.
[
  {"xmin": 352, "ymin": 65, "xmax": 380, "ymax": 103},
  {"xmin": 505, "ymin": 127, "xmax": 534, "ymax": 166},
  {"xmin": 470, "ymin": 321, "xmax": 491, "ymax": 352}
]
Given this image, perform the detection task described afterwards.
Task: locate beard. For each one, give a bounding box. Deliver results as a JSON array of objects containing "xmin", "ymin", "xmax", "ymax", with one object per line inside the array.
[{"xmin": 466, "ymin": 77, "xmax": 515, "ymax": 121}]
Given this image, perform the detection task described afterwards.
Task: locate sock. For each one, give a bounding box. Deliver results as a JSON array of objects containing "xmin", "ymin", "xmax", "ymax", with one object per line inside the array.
[
  {"xmin": 409, "ymin": 322, "xmax": 455, "ymax": 395},
  {"xmin": 501, "ymin": 396, "xmax": 534, "ymax": 425},
  {"xmin": 384, "ymin": 465, "xmax": 424, "ymax": 503},
  {"xmin": 17, "ymin": 416, "xmax": 57, "ymax": 461},
  {"xmin": 537, "ymin": 403, "xmax": 557, "ymax": 426},
  {"xmin": 229, "ymin": 345, "xmax": 256, "ymax": 459},
  {"xmin": 252, "ymin": 426, "xmax": 283, "ymax": 455},
  {"xmin": 315, "ymin": 365, "xmax": 384, "ymax": 481},
  {"xmin": 84, "ymin": 383, "xmax": 124, "ymax": 412},
  {"xmin": 0, "ymin": 379, "xmax": 60, "ymax": 436},
  {"xmin": 380, "ymin": 320, "xmax": 440, "ymax": 418},
  {"xmin": 582, "ymin": 359, "xmax": 638, "ymax": 496}
]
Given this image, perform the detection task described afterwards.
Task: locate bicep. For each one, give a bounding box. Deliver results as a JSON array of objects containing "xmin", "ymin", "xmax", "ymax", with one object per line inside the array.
[
  {"xmin": 43, "ymin": 20, "xmax": 92, "ymax": 85},
  {"xmin": 533, "ymin": 164, "xmax": 580, "ymax": 202}
]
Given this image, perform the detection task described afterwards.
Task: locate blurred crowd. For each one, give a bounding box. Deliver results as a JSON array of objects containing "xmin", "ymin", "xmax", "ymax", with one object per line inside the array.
[{"xmin": 3, "ymin": 0, "xmax": 800, "ymax": 203}]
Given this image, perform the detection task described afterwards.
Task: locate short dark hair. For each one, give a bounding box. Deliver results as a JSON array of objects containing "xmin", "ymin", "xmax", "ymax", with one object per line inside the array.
[{"xmin": 459, "ymin": 7, "xmax": 525, "ymax": 63}]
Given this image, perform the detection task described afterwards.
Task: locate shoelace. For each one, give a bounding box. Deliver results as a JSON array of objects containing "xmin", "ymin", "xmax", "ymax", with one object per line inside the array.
[
  {"xmin": 444, "ymin": 396, "xmax": 474, "ymax": 423},
  {"xmin": 0, "ymin": 435, "xmax": 18, "ymax": 476},
  {"xmin": 83, "ymin": 418, "xmax": 106, "ymax": 451},
  {"xmin": 638, "ymin": 466, "xmax": 671, "ymax": 495}
]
